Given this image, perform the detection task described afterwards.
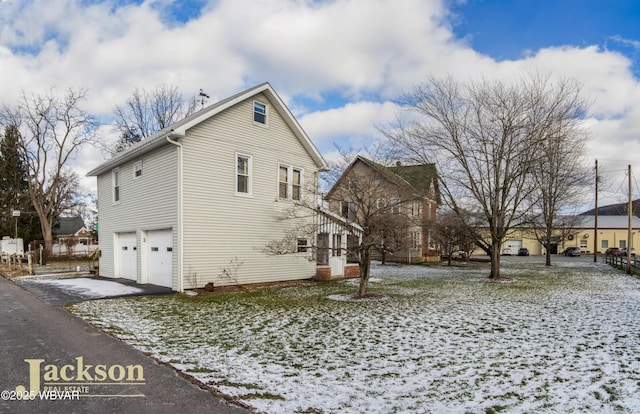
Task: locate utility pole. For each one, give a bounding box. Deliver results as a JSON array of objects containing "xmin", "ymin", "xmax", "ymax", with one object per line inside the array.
[
  {"xmin": 594, "ymin": 159, "xmax": 598, "ymax": 263},
  {"xmin": 627, "ymin": 165, "xmax": 632, "ymax": 275}
]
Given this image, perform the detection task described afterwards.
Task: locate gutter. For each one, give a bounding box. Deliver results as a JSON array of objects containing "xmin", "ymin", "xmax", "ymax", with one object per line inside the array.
[{"xmin": 166, "ymin": 132, "xmax": 184, "ymax": 292}]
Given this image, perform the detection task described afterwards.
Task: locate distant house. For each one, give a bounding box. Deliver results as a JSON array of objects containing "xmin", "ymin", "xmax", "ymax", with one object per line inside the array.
[
  {"xmin": 54, "ymin": 216, "xmax": 90, "ymax": 243},
  {"xmin": 87, "ymin": 83, "xmax": 330, "ymax": 291},
  {"xmin": 50, "ymin": 216, "xmax": 96, "ymax": 256},
  {"xmin": 498, "ymin": 215, "xmax": 640, "ymax": 255},
  {"xmin": 325, "ymin": 156, "xmax": 440, "ymax": 263}
]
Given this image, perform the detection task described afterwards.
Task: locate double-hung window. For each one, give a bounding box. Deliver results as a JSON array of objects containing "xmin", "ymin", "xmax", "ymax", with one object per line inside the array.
[
  {"xmin": 278, "ymin": 165, "xmax": 303, "ymax": 201},
  {"xmin": 112, "ymin": 168, "xmax": 120, "ymax": 202},
  {"xmin": 236, "ymin": 154, "xmax": 252, "ymax": 195},
  {"xmin": 254, "ymin": 101, "xmax": 267, "ymax": 124}
]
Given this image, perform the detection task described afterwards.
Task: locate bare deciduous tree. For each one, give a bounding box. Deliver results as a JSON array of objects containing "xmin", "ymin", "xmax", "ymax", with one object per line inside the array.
[
  {"xmin": 0, "ymin": 88, "xmax": 98, "ymax": 253},
  {"xmin": 384, "ymin": 73, "xmax": 589, "ymax": 278},
  {"xmin": 112, "ymin": 83, "xmax": 198, "ymax": 152},
  {"xmin": 428, "ymin": 209, "xmax": 476, "ymax": 265},
  {"xmin": 526, "ymin": 79, "xmax": 591, "ymax": 264}
]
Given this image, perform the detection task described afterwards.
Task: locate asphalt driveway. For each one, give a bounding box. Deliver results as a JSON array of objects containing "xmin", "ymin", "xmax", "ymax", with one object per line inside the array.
[
  {"xmin": 0, "ymin": 275, "xmax": 251, "ymax": 414},
  {"xmin": 13, "ymin": 275, "xmax": 174, "ymax": 306}
]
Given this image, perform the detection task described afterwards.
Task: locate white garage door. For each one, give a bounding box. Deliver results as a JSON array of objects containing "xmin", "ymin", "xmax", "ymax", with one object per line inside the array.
[
  {"xmin": 147, "ymin": 229, "xmax": 173, "ymax": 288},
  {"xmin": 504, "ymin": 240, "xmax": 523, "ymax": 255},
  {"xmin": 117, "ymin": 232, "xmax": 137, "ymax": 280}
]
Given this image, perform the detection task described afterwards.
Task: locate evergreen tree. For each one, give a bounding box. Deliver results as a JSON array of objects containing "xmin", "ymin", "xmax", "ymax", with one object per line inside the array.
[{"xmin": 0, "ymin": 124, "xmax": 42, "ymax": 245}]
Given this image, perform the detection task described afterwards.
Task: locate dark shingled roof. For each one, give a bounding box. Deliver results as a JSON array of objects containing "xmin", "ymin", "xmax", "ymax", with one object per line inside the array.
[
  {"xmin": 54, "ymin": 216, "xmax": 86, "ymax": 237},
  {"xmin": 327, "ymin": 156, "xmax": 439, "ymax": 202}
]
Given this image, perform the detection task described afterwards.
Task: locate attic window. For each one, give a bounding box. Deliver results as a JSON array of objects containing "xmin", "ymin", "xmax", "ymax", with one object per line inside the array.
[{"xmin": 254, "ymin": 101, "xmax": 267, "ymax": 124}]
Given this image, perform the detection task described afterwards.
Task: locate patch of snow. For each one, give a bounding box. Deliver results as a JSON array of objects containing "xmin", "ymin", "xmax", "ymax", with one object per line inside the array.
[
  {"xmin": 32, "ymin": 278, "xmax": 144, "ymax": 298},
  {"xmin": 70, "ymin": 260, "xmax": 640, "ymax": 413},
  {"xmin": 326, "ymin": 294, "xmax": 390, "ymax": 302}
]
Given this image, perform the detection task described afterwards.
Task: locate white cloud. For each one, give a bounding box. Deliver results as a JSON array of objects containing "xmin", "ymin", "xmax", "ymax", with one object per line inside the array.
[
  {"xmin": 300, "ymin": 101, "xmax": 400, "ymax": 145},
  {"xmin": 1, "ymin": 0, "xmax": 640, "ymax": 208}
]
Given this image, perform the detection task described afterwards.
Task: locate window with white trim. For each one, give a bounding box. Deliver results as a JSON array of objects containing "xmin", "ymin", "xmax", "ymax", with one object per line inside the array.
[
  {"xmin": 292, "ymin": 169, "xmax": 301, "ymax": 200},
  {"xmin": 112, "ymin": 168, "xmax": 120, "ymax": 202},
  {"xmin": 254, "ymin": 101, "xmax": 267, "ymax": 124},
  {"xmin": 134, "ymin": 160, "xmax": 143, "ymax": 178},
  {"xmin": 279, "ymin": 166, "xmax": 289, "ymax": 199},
  {"xmin": 278, "ymin": 165, "xmax": 303, "ymax": 201},
  {"xmin": 236, "ymin": 154, "xmax": 252, "ymax": 195},
  {"xmin": 297, "ymin": 238, "xmax": 308, "ymax": 253}
]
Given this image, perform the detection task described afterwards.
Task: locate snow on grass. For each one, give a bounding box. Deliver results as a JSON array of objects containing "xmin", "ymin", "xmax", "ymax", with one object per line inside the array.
[
  {"xmin": 70, "ymin": 260, "xmax": 640, "ymax": 413},
  {"xmin": 32, "ymin": 277, "xmax": 144, "ymax": 298}
]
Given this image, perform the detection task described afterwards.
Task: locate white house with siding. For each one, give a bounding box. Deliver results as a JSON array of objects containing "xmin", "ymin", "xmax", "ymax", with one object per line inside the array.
[{"xmin": 87, "ymin": 83, "xmax": 329, "ymax": 291}]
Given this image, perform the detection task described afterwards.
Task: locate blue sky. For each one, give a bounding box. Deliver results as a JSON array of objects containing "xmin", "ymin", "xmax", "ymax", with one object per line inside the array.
[
  {"xmin": 1, "ymin": 0, "xmax": 640, "ymax": 207},
  {"xmin": 451, "ymin": 0, "xmax": 640, "ymax": 73}
]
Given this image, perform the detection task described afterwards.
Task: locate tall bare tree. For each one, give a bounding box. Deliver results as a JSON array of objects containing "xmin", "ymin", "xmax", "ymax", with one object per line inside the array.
[
  {"xmin": 385, "ymin": 73, "xmax": 589, "ymax": 278},
  {"xmin": 0, "ymin": 88, "xmax": 98, "ymax": 253},
  {"xmin": 112, "ymin": 84, "xmax": 198, "ymax": 152},
  {"xmin": 526, "ymin": 81, "xmax": 591, "ymax": 265}
]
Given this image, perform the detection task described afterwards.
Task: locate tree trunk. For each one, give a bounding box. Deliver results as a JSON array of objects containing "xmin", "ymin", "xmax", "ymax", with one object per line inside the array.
[
  {"xmin": 545, "ymin": 245, "xmax": 551, "ymax": 266},
  {"xmin": 358, "ymin": 251, "xmax": 372, "ymax": 298},
  {"xmin": 490, "ymin": 241, "xmax": 501, "ymax": 278},
  {"xmin": 40, "ymin": 217, "xmax": 53, "ymax": 253}
]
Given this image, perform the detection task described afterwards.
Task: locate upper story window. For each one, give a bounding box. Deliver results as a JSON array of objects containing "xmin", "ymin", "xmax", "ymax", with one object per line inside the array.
[
  {"xmin": 391, "ymin": 198, "xmax": 401, "ymax": 214},
  {"xmin": 134, "ymin": 160, "xmax": 143, "ymax": 178},
  {"xmin": 254, "ymin": 101, "xmax": 267, "ymax": 125},
  {"xmin": 292, "ymin": 169, "xmax": 301, "ymax": 200},
  {"xmin": 279, "ymin": 166, "xmax": 289, "ymax": 199},
  {"xmin": 278, "ymin": 165, "xmax": 303, "ymax": 201},
  {"xmin": 341, "ymin": 201, "xmax": 357, "ymax": 220},
  {"xmin": 112, "ymin": 168, "xmax": 120, "ymax": 202},
  {"xmin": 236, "ymin": 154, "xmax": 252, "ymax": 195}
]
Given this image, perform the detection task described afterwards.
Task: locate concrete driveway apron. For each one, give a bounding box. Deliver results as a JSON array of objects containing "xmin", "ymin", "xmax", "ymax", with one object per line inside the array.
[{"xmin": 0, "ymin": 276, "xmax": 251, "ymax": 414}]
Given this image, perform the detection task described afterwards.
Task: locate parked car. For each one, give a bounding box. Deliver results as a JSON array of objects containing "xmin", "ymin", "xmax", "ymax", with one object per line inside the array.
[
  {"xmin": 563, "ymin": 247, "xmax": 581, "ymax": 257},
  {"xmin": 621, "ymin": 247, "xmax": 636, "ymax": 256},
  {"xmin": 517, "ymin": 248, "xmax": 530, "ymax": 256},
  {"xmin": 605, "ymin": 247, "xmax": 621, "ymax": 256},
  {"xmin": 502, "ymin": 247, "xmax": 516, "ymax": 256}
]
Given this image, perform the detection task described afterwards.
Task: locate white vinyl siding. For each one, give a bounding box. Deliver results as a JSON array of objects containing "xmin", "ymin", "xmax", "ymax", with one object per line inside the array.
[
  {"xmin": 181, "ymin": 93, "xmax": 318, "ymax": 288},
  {"xmin": 96, "ymin": 145, "xmax": 178, "ymax": 288}
]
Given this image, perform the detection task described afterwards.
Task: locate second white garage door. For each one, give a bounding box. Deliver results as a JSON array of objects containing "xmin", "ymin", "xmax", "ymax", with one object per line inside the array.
[{"xmin": 147, "ymin": 229, "xmax": 173, "ymax": 288}]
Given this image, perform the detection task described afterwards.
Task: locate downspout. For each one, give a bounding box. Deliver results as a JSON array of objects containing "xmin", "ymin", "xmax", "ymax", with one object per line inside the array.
[{"xmin": 166, "ymin": 133, "xmax": 184, "ymax": 292}]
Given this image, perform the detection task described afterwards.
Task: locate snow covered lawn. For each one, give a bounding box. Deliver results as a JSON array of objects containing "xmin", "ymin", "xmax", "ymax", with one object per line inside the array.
[{"xmin": 70, "ymin": 260, "xmax": 640, "ymax": 413}]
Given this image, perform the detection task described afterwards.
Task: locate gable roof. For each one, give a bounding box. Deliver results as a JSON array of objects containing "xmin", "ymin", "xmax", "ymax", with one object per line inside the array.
[
  {"xmin": 326, "ymin": 155, "xmax": 438, "ymax": 200},
  {"xmin": 54, "ymin": 216, "xmax": 86, "ymax": 237},
  {"xmin": 87, "ymin": 82, "xmax": 328, "ymax": 176}
]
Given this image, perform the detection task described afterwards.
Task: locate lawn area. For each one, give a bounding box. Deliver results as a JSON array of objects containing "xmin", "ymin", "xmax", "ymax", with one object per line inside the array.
[{"xmin": 70, "ymin": 260, "xmax": 640, "ymax": 413}]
